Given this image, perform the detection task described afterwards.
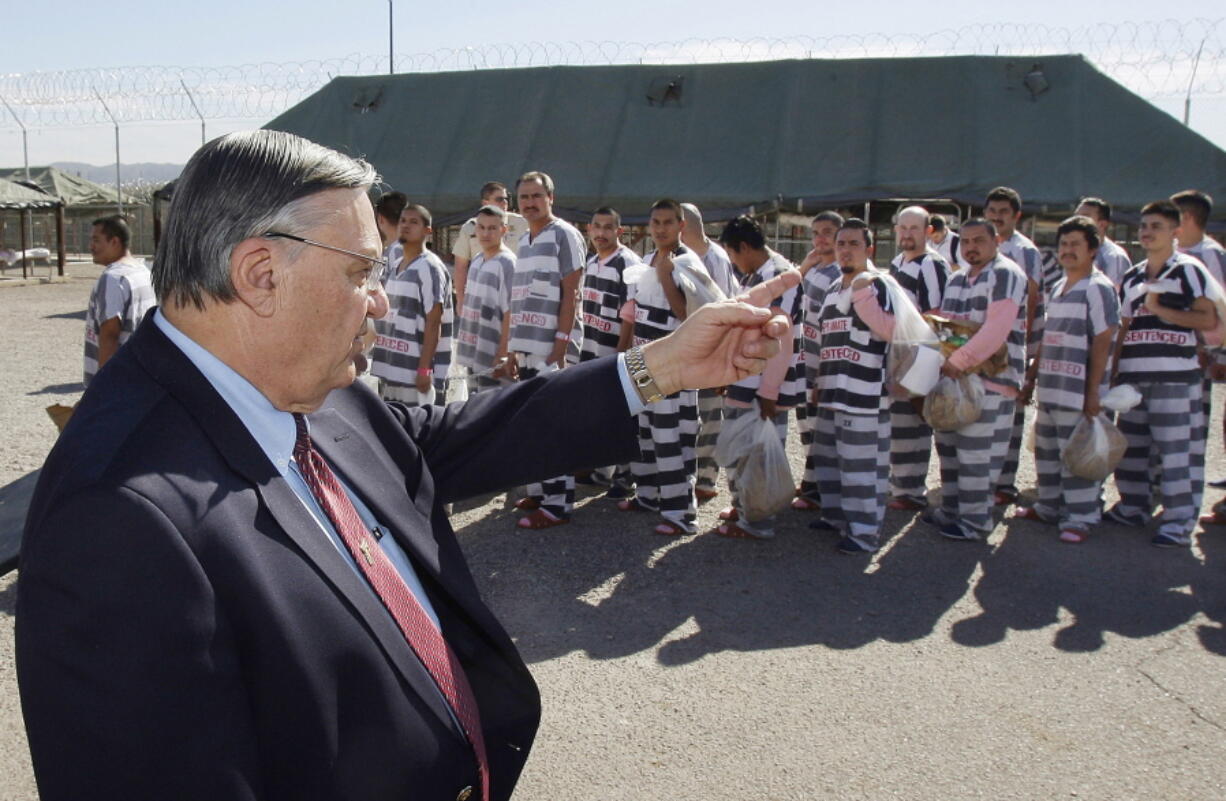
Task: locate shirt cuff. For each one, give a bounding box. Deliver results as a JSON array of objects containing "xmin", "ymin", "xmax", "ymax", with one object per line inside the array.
[{"xmin": 617, "ymin": 352, "xmax": 646, "ymax": 416}]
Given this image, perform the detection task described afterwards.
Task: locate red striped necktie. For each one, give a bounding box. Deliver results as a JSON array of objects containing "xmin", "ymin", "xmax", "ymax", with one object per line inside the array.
[{"xmin": 291, "ymin": 413, "xmax": 489, "ymax": 801}]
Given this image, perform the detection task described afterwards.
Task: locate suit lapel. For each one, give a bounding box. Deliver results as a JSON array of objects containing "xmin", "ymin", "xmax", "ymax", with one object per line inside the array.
[
  {"xmin": 308, "ymin": 406, "xmax": 443, "ymax": 581},
  {"xmin": 129, "ymin": 317, "xmax": 462, "ymax": 739}
]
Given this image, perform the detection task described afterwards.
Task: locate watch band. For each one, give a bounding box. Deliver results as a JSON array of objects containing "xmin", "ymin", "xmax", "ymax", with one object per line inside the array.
[{"xmin": 625, "ymin": 345, "xmax": 664, "ymax": 404}]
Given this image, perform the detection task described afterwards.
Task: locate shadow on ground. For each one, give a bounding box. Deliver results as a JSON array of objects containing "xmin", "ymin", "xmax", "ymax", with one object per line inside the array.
[
  {"xmin": 27, "ymin": 383, "xmax": 82, "ymax": 396},
  {"xmin": 43, "ymin": 310, "xmax": 85, "ymax": 321},
  {"xmin": 456, "ymin": 490, "xmax": 1226, "ymax": 664}
]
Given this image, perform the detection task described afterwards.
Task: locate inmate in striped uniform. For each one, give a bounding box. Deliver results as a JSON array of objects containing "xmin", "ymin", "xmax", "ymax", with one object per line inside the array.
[
  {"xmin": 580, "ymin": 244, "xmax": 639, "ymax": 360},
  {"xmin": 1180, "ymin": 236, "xmax": 1226, "ymax": 452},
  {"xmin": 1095, "ymin": 238, "xmax": 1133, "ymax": 287},
  {"xmin": 694, "ymin": 240, "xmax": 739, "ymax": 494},
  {"xmin": 811, "ymin": 273, "xmax": 894, "ymax": 551},
  {"xmin": 512, "ymin": 217, "xmax": 587, "ymax": 520},
  {"xmin": 1109, "ymin": 253, "xmax": 1212, "ymax": 544},
  {"xmin": 510, "ymin": 218, "xmax": 586, "ymax": 365},
  {"xmin": 796, "ymin": 261, "xmax": 844, "ymax": 503},
  {"xmin": 930, "ymin": 254, "xmax": 1028, "ymax": 539},
  {"xmin": 699, "ymin": 240, "xmax": 739, "ymax": 298},
  {"xmin": 724, "ymin": 250, "xmax": 804, "ymax": 538},
  {"xmin": 887, "ymin": 248, "xmax": 950, "ymax": 506},
  {"xmin": 455, "ymin": 247, "xmax": 516, "ymax": 391},
  {"xmin": 619, "ymin": 248, "xmax": 706, "ymax": 531},
  {"xmin": 996, "ymin": 229, "xmax": 1047, "ymax": 499},
  {"xmin": 379, "ymin": 240, "xmax": 403, "ymax": 287},
  {"xmin": 372, "ymin": 250, "xmax": 454, "ymax": 406},
  {"xmin": 1031, "ymin": 271, "xmax": 1120, "ymax": 533},
  {"xmin": 581, "ymin": 244, "xmax": 641, "ymax": 492},
  {"xmin": 83, "ymin": 258, "xmax": 156, "ymax": 386}
]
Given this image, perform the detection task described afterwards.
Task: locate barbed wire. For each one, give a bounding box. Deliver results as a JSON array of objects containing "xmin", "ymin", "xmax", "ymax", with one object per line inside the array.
[{"xmin": 0, "ymin": 19, "xmax": 1221, "ymax": 130}]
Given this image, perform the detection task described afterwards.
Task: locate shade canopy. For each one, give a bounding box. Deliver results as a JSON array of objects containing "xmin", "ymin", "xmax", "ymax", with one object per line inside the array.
[{"xmin": 263, "ymin": 54, "xmax": 1226, "ymax": 220}]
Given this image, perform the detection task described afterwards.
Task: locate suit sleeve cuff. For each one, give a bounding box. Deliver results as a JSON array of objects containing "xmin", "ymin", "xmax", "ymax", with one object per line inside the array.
[{"xmin": 617, "ymin": 353, "xmax": 646, "ymax": 416}]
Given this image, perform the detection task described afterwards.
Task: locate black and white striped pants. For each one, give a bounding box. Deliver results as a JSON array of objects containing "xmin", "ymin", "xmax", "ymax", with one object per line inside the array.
[
  {"xmin": 630, "ymin": 389, "xmax": 699, "ymax": 530},
  {"xmin": 935, "ymin": 392, "xmax": 1015, "ymax": 534},
  {"xmin": 1032, "ymin": 404, "xmax": 1103, "ymax": 531},
  {"xmin": 889, "ymin": 397, "xmax": 932, "ymax": 503},
  {"xmin": 814, "ymin": 404, "xmax": 890, "ymax": 548},
  {"xmin": 1113, "ymin": 381, "xmax": 1205, "ymax": 537},
  {"xmin": 695, "ymin": 388, "xmax": 723, "ymax": 491}
]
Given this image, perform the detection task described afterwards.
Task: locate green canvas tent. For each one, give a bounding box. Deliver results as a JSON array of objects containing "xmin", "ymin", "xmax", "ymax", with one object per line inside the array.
[
  {"xmin": 0, "ymin": 177, "xmax": 66, "ymax": 277},
  {"xmin": 265, "ymin": 55, "xmax": 1226, "ymax": 220},
  {"xmin": 0, "ymin": 177, "xmax": 59, "ymax": 209},
  {"xmin": 0, "ymin": 166, "xmax": 135, "ymax": 208}
]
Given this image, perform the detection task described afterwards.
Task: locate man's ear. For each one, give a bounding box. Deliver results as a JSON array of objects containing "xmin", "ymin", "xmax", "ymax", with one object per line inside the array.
[{"xmin": 230, "ymin": 237, "xmax": 279, "ymax": 317}]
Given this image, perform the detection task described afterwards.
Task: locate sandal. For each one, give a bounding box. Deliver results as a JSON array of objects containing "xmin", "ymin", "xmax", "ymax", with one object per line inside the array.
[
  {"xmin": 653, "ymin": 521, "xmax": 688, "ymax": 537},
  {"xmin": 516, "ymin": 509, "xmax": 569, "ymax": 530},
  {"xmin": 514, "ymin": 496, "xmax": 541, "ymax": 511},
  {"xmin": 790, "ymin": 496, "xmax": 821, "ymax": 511},
  {"xmin": 717, "ymin": 506, "xmax": 740, "ymax": 522},
  {"xmin": 1059, "ymin": 528, "xmax": 1088, "ymax": 544},
  {"xmin": 1014, "ymin": 506, "xmax": 1052, "ymax": 523},
  {"xmin": 887, "ymin": 497, "xmax": 925, "ymax": 511},
  {"xmin": 716, "ymin": 522, "xmax": 771, "ymax": 540},
  {"xmin": 695, "ymin": 487, "xmax": 719, "ymax": 502}
]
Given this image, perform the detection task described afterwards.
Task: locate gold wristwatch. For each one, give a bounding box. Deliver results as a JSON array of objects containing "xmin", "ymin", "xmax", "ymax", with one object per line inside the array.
[{"xmin": 625, "ymin": 345, "xmax": 664, "ymax": 404}]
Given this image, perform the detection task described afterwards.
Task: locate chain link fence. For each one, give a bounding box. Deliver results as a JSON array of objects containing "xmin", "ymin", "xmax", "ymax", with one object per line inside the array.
[{"xmin": 1, "ymin": 19, "xmax": 1222, "ymax": 130}]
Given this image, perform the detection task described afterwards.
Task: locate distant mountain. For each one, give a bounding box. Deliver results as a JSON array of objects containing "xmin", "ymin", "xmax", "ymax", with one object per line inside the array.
[{"xmin": 50, "ymin": 161, "xmax": 183, "ymax": 186}]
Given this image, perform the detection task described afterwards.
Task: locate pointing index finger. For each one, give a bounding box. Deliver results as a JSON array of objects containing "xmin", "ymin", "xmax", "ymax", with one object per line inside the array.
[{"xmin": 736, "ymin": 268, "xmax": 802, "ymax": 308}]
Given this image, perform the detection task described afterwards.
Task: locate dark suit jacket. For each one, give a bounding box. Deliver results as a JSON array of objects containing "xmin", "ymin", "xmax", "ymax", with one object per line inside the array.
[{"xmin": 16, "ymin": 315, "xmax": 637, "ymax": 801}]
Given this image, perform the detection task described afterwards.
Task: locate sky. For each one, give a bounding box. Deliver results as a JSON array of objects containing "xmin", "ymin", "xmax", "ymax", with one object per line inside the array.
[{"xmin": 0, "ymin": 1, "xmax": 1222, "ymax": 167}]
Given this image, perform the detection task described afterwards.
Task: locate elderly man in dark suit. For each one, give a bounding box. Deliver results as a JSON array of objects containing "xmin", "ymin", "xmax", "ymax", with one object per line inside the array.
[{"xmin": 16, "ymin": 130, "xmax": 797, "ymax": 801}]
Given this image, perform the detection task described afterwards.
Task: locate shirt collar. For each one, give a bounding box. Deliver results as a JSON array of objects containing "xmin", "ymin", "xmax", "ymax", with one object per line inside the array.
[{"xmin": 153, "ymin": 309, "xmax": 298, "ymax": 477}]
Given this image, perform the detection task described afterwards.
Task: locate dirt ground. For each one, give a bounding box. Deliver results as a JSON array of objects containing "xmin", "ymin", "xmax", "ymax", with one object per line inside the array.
[{"xmin": 2, "ymin": 265, "xmax": 1225, "ymax": 800}]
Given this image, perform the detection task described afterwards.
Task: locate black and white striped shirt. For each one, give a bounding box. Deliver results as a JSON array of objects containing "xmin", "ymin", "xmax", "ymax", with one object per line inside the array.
[
  {"xmin": 814, "ymin": 274, "xmax": 893, "ymax": 414},
  {"xmin": 727, "ymin": 250, "xmax": 805, "ymax": 408},
  {"xmin": 801, "ymin": 262, "xmax": 842, "ymax": 380},
  {"xmin": 1000, "ymin": 230, "xmax": 1047, "ymax": 356},
  {"xmin": 1036, "ymin": 271, "xmax": 1120, "ymax": 410},
  {"xmin": 83, "ymin": 258, "xmax": 156, "ymax": 386},
  {"xmin": 580, "ymin": 244, "xmax": 640, "ymax": 360},
  {"xmin": 372, "ymin": 250, "xmax": 454, "ymax": 389},
  {"xmin": 939, "ymin": 254, "xmax": 1029, "ymax": 393},
  {"xmin": 1117, "ymin": 253, "xmax": 1210, "ymax": 385},
  {"xmin": 889, "ymin": 248, "xmax": 950, "ymax": 313},
  {"xmin": 1095, "ymin": 238, "xmax": 1133, "ymax": 287},
  {"xmin": 455, "ymin": 248, "xmax": 516, "ymax": 372},
  {"xmin": 510, "ymin": 218, "xmax": 586, "ymax": 361},
  {"xmin": 1181, "ymin": 236, "xmax": 1226, "ymax": 286}
]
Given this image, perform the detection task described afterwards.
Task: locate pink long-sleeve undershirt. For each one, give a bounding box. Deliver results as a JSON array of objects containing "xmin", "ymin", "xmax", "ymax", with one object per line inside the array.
[
  {"xmin": 852, "ymin": 284, "xmax": 895, "ymax": 342},
  {"xmin": 947, "ymin": 298, "xmax": 1020, "ymax": 398}
]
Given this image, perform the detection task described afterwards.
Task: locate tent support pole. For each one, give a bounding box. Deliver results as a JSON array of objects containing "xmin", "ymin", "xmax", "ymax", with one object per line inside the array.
[
  {"xmin": 19, "ymin": 208, "xmax": 29, "ymax": 280},
  {"xmin": 55, "ymin": 205, "xmax": 66, "ymax": 277}
]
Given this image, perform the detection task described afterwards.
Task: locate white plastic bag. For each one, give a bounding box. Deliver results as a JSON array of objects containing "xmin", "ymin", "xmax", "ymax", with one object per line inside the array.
[
  {"xmin": 875, "ymin": 272, "xmax": 943, "ymax": 396},
  {"xmin": 713, "ymin": 410, "xmax": 794, "ymax": 522},
  {"xmin": 714, "ymin": 408, "xmax": 761, "ymax": 468},
  {"xmin": 1063, "ymin": 413, "xmax": 1128, "ymax": 481},
  {"xmin": 1101, "ymin": 384, "xmax": 1142, "ymax": 413},
  {"xmin": 922, "ymin": 373, "xmax": 985, "ymax": 431},
  {"xmin": 672, "ymin": 257, "xmax": 726, "ymax": 317},
  {"xmin": 737, "ymin": 417, "xmax": 795, "ymax": 522},
  {"xmin": 445, "ymin": 362, "xmax": 469, "ymax": 404}
]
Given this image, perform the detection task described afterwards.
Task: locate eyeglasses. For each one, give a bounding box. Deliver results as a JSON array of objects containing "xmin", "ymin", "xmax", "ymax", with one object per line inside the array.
[{"xmin": 263, "ymin": 232, "xmax": 387, "ymax": 291}]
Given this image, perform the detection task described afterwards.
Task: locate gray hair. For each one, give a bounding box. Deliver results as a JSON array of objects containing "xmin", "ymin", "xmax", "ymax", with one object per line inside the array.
[
  {"xmin": 680, "ymin": 202, "xmax": 704, "ymax": 230},
  {"xmin": 154, "ymin": 130, "xmax": 378, "ymax": 311}
]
